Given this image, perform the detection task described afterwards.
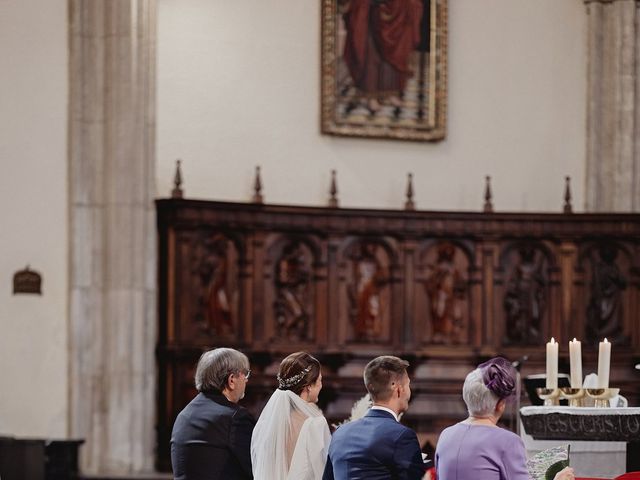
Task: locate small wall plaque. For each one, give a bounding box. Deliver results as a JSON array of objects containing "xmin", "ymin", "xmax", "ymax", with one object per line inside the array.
[{"xmin": 13, "ymin": 266, "xmax": 42, "ymax": 294}]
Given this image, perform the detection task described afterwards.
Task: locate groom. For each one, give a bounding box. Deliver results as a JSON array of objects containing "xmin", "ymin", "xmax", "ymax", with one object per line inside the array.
[{"xmin": 323, "ymin": 355, "xmax": 428, "ymax": 480}]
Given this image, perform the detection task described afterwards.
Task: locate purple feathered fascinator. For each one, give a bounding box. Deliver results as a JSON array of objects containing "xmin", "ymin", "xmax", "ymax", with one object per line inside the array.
[{"xmin": 478, "ymin": 357, "xmax": 517, "ymax": 399}]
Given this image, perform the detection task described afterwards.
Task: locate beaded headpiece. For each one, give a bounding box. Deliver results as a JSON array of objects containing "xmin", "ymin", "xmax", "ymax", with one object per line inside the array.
[{"xmin": 277, "ymin": 365, "xmax": 312, "ymax": 390}]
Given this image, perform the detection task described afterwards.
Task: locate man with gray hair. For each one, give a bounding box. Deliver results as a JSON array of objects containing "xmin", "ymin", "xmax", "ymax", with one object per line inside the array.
[{"xmin": 171, "ymin": 348, "xmax": 255, "ymax": 480}]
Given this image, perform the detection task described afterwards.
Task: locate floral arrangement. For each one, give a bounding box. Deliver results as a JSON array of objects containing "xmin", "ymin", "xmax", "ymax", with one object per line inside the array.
[{"xmin": 526, "ymin": 444, "xmax": 570, "ymax": 480}]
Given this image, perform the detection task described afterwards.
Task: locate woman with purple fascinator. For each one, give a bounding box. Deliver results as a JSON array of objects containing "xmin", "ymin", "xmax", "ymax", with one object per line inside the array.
[{"xmin": 435, "ymin": 357, "xmax": 575, "ymax": 480}]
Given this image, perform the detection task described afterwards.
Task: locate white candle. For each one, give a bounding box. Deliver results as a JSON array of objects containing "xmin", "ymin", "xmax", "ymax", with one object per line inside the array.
[
  {"xmin": 569, "ymin": 338, "xmax": 582, "ymax": 388},
  {"xmin": 546, "ymin": 337, "xmax": 558, "ymax": 389},
  {"xmin": 597, "ymin": 338, "xmax": 611, "ymax": 388}
]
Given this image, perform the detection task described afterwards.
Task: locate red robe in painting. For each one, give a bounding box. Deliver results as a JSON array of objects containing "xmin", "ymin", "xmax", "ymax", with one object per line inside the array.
[{"xmin": 342, "ymin": 0, "xmax": 423, "ymax": 95}]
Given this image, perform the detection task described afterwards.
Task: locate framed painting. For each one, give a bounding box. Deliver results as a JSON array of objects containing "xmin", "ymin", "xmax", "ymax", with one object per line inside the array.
[{"xmin": 321, "ymin": 0, "xmax": 448, "ymax": 141}]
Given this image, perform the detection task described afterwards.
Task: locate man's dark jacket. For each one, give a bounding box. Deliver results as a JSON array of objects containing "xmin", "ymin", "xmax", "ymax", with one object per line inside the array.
[
  {"xmin": 171, "ymin": 391, "xmax": 256, "ymax": 480},
  {"xmin": 322, "ymin": 409, "xmax": 426, "ymax": 480}
]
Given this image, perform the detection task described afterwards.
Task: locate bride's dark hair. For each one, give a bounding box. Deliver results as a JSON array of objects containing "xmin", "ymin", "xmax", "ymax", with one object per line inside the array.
[{"xmin": 277, "ymin": 352, "xmax": 321, "ymax": 395}]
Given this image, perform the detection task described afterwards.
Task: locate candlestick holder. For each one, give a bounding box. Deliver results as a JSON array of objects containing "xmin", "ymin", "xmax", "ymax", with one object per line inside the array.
[
  {"xmin": 560, "ymin": 387, "xmax": 585, "ymax": 407},
  {"xmin": 585, "ymin": 388, "xmax": 619, "ymax": 408},
  {"xmin": 536, "ymin": 387, "xmax": 561, "ymax": 406}
]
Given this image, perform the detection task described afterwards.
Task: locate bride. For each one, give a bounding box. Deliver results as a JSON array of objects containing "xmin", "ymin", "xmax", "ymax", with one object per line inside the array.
[{"xmin": 251, "ymin": 352, "xmax": 331, "ymax": 480}]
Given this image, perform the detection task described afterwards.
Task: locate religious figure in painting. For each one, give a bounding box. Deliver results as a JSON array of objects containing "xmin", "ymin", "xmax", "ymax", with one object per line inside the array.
[
  {"xmin": 586, "ymin": 244, "xmax": 628, "ymax": 345},
  {"xmin": 192, "ymin": 236, "xmax": 234, "ymax": 336},
  {"xmin": 423, "ymin": 242, "xmax": 466, "ymax": 344},
  {"xmin": 274, "ymin": 242, "xmax": 312, "ymax": 340},
  {"xmin": 340, "ymin": 0, "xmax": 424, "ymax": 114},
  {"xmin": 503, "ymin": 244, "xmax": 546, "ymax": 345},
  {"xmin": 348, "ymin": 242, "xmax": 389, "ymax": 341}
]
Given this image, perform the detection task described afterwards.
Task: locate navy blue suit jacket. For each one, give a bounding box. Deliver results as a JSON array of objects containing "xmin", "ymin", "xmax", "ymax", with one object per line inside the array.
[{"xmin": 322, "ymin": 409, "xmax": 426, "ymax": 480}]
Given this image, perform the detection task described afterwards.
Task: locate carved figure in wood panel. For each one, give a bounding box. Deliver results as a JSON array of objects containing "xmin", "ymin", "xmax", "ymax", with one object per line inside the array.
[
  {"xmin": 347, "ymin": 241, "xmax": 390, "ymax": 341},
  {"xmin": 586, "ymin": 243, "xmax": 628, "ymax": 345},
  {"xmin": 422, "ymin": 242, "xmax": 467, "ymax": 344},
  {"xmin": 503, "ymin": 244, "xmax": 547, "ymax": 345},
  {"xmin": 274, "ymin": 242, "xmax": 312, "ymax": 341},
  {"xmin": 191, "ymin": 235, "xmax": 237, "ymax": 337}
]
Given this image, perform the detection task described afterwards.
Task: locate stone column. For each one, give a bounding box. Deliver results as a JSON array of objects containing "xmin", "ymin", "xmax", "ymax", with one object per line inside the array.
[
  {"xmin": 68, "ymin": 0, "xmax": 157, "ymax": 473},
  {"xmin": 585, "ymin": 0, "xmax": 640, "ymax": 211}
]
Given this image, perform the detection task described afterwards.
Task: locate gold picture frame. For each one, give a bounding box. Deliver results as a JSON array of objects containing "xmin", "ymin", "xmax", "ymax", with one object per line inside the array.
[{"xmin": 321, "ymin": 0, "xmax": 448, "ymax": 141}]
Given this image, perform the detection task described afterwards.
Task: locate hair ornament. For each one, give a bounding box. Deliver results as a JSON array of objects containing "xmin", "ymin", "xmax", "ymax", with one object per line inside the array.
[
  {"xmin": 277, "ymin": 365, "xmax": 312, "ymax": 390},
  {"xmin": 478, "ymin": 357, "xmax": 516, "ymax": 399}
]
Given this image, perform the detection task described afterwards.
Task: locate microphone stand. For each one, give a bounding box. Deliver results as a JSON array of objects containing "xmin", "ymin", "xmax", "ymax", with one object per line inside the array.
[{"xmin": 511, "ymin": 356, "xmax": 528, "ymax": 437}]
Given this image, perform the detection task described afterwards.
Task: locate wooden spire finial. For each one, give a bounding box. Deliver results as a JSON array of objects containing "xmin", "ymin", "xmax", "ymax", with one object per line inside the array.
[
  {"xmin": 563, "ymin": 176, "xmax": 573, "ymax": 214},
  {"xmin": 172, "ymin": 159, "xmax": 184, "ymax": 198},
  {"xmin": 252, "ymin": 166, "xmax": 264, "ymax": 204},
  {"xmin": 405, "ymin": 173, "xmax": 415, "ymax": 210},
  {"xmin": 329, "ymin": 170, "xmax": 339, "ymax": 208},
  {"xmin": 483, "ymin": 175, "xmax": 493, "ymax": 213}
]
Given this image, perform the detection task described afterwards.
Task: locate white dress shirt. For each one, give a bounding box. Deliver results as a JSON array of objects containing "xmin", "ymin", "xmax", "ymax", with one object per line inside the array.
[{"xmin": 371, "ymin": 405, "xmax": 399, "ymax": 422}]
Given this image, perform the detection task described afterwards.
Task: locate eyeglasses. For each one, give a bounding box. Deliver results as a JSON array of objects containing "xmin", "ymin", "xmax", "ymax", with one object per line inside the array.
[{"xmin": 229, "ymin": 369, "xmax": 251, "ymax": 381}]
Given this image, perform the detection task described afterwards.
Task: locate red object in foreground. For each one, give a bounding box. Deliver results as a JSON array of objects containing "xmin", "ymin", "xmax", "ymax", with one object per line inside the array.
[{"xmin": 615, "ymin": 473, "xmax": 640, "ymax": 480}]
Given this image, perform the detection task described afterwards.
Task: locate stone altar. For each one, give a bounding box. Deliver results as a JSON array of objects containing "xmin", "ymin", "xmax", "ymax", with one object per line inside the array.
[{"xmin": 520, "ymin": 406, "xmax": 640, "ymax": 477}]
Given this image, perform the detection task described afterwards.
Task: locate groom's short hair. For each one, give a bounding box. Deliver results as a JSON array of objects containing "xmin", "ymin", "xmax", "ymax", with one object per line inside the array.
[{"xmin": 364, "ymin": 356, "xmax": 409, "ymax": 402}]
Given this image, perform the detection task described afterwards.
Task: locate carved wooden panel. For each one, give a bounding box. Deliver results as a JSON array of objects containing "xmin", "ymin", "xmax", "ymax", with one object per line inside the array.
[
  {"xmin": 171, "ymin": 230, "xmax": 243, "ymax": 345},
  {"xmin": 264, "ymin": 235, "xmax": 318, "ymax": 344},
  {"xmin": 576, "ymin": 241, "xmax": 640, "ymax": 346},
  {"xmin": 415, "ymin": 240, "xmax": 473, "ymax": 345},
  {"xmin": 497, "ymin": 241, "xmax": 554, "ymax": 346},
  {"xmin": 156, "ymin": 200, "xmax": 640, "ymax": 471},
  {"xmin": 339, "ymin": 238, "xmax": 396, "ymax": 346}
]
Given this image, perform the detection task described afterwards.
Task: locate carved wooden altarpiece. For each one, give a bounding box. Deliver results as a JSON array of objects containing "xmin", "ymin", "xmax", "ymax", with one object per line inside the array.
[{"xmin": 156, "ymin": 198, "xmax": 640, "ymax": 471}]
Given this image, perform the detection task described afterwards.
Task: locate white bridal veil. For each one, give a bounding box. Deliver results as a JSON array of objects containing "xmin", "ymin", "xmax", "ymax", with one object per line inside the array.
[{"xmin": 251, "ymin": 389, "xmax": 330, "ymax": 480}]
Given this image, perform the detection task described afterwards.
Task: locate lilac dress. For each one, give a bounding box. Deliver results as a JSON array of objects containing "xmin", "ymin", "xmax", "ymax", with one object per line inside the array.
[{"xmin": 435, "ymin": 423, "xmax": 529, "ymax": 480}]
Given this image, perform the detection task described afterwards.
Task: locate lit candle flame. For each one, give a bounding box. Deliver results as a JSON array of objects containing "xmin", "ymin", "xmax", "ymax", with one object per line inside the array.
[{"xmin": 550, "ymin": 337, "xmax": 556, "ymax": 343}]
